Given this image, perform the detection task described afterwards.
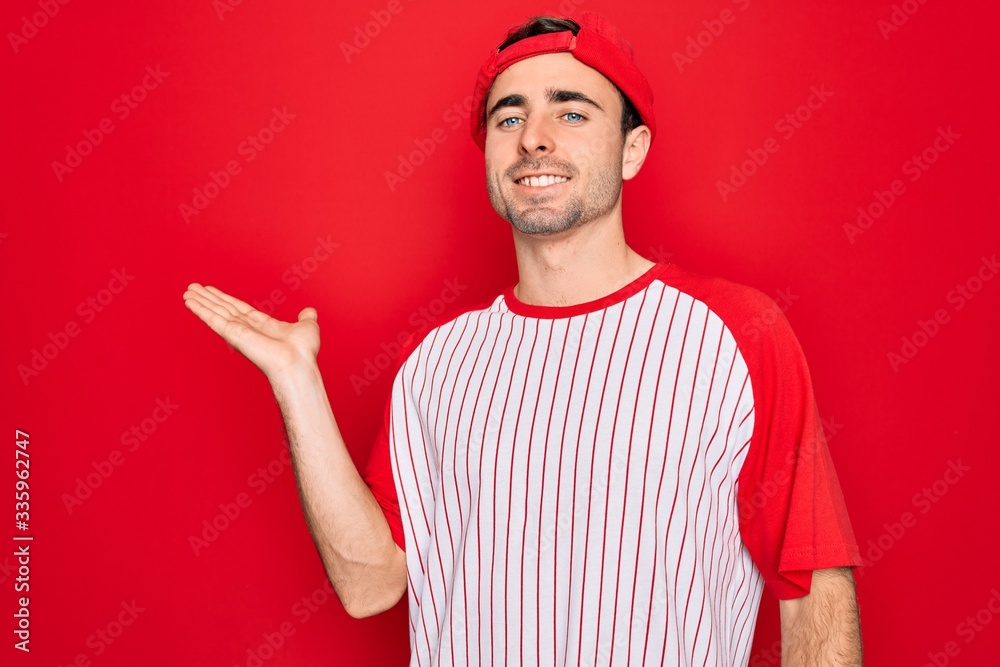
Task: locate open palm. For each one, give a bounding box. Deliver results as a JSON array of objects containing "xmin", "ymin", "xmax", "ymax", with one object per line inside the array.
[{"xmin": 183, "ymin": 283, "xmax": 320, "ymax": 379}]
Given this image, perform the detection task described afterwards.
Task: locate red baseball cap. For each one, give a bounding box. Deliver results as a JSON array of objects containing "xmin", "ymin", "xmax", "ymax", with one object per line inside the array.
[{"xmin": 470, "ymin": 11, "xmax": 656, "ymax": 152}]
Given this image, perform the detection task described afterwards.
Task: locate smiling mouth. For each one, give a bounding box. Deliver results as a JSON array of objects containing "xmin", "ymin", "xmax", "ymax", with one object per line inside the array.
[{"xmin": 515, "ymin": 175, "xmax": 571, "ymax": 188}]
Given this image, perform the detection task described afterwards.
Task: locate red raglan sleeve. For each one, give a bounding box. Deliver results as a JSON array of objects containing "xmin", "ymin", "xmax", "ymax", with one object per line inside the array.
[
  {"xmin": 358, "ymin": 324, "xmax": 428, "ymax": 554},
  {"xmin": 361, "ymin": 390, "xmax": 406, "ymax": 551},
  {"xmin": 733, "ymin": 292, "xmax": 862, "ymax": 599}
]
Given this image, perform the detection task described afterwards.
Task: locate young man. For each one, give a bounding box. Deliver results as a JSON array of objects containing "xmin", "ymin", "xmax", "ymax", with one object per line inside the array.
[{"xmin": 183, "ymin": 12, "xmax": 863, "ymax": 666}]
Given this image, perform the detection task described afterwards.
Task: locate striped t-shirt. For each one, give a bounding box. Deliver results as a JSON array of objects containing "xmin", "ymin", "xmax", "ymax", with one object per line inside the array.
[{"xmin": 362, "ymin": 262, "xmax": 861, "ymax": 666}]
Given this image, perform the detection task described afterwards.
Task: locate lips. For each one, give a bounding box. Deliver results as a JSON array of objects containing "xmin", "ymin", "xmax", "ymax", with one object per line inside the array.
[{"xmin": 515, "ymin": 174, "xmax": 570, "ymax": 187}]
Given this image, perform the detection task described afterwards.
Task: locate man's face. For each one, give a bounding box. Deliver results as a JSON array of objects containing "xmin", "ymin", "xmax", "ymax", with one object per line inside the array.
[{"xmin": 483, "ymin": 52, "xmax": 628, "ymax": 237}]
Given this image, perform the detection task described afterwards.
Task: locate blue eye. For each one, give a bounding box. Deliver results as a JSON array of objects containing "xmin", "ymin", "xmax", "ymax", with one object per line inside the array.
[
  {"xmin": 564, "ymin": 112, "xmax": 584, "ymax": 122},
  {"xmin": 499, "ymin": 117, "xmax": 522, "ymax": 128}
]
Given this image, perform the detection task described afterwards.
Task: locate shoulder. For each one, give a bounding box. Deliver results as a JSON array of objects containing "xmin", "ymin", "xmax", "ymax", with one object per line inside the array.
[
  {"xmin": 654, "ymin": 263, "xmax": 809, "ymax": 376},
  {"xmin": 655, "ymin": 264, "xmax": 786, "ymax": 334}
]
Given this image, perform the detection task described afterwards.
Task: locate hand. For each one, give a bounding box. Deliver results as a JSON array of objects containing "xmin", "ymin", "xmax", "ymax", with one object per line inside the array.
[{"xmin": 183, "ymin": 283, "xmax": 320, "ymax": 380}]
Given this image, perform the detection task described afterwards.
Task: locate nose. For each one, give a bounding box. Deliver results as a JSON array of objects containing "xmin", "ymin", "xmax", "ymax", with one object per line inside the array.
[{"xmin": 518, "ymin": 114, "xmax": 554, "ymax": 156}]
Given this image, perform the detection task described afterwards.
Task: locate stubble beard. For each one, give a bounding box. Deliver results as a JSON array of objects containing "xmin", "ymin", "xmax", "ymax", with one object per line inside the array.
[{"xmin": 486, "ymin": 159, "xmax": 623, "ymax": 237}]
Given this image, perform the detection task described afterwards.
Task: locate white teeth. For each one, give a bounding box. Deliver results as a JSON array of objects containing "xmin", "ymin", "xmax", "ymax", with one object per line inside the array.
[{"xmin": 518, "ymin": 175, "xmax": 569, "ymax": 187}]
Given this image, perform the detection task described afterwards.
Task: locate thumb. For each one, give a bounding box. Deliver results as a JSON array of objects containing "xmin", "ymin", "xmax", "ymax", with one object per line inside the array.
[{"xmin": 298, "ymin": 307, "xmax": 318, "ymax": 322}]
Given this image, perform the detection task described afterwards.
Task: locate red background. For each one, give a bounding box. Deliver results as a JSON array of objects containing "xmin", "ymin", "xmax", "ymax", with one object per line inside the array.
[{"xmin": 4, "ymin": 0, "xmax": 999, "ymax": 665}]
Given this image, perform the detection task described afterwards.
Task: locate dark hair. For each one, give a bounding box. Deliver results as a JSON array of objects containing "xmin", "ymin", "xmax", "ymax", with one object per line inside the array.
[{"xmin": 496, "ymin": 16, "xmax": 643, "ymax": 143}]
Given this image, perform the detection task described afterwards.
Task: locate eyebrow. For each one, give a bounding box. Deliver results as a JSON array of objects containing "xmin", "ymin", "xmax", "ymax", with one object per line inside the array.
[{"xmin": 486, "ymin": 87, "xmax": 605, "ymax": 121}]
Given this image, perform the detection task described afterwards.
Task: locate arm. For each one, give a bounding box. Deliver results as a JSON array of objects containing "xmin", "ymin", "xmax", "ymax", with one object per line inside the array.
[
  {"xmin": 779, "ymin": 567, "xmax": 863, "ymax": 666},
  {"xmin": 183, "ymin": 283, "xmax": 406, "ymax": 618}
]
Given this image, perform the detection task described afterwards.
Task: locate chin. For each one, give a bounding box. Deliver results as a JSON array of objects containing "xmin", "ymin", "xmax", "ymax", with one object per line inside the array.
[{"xmin": 508, "ymin": 212, "xmax": 583, "ymax": 237}]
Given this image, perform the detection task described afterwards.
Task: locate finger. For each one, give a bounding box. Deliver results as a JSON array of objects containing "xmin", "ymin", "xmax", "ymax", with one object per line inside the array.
[
  {"xmin": 195, "ymin": 285, "xmax": 241, "ymax": 318},
  {"xmin": 205, "ymin": 285, "xmax": 256, "ymax": 315},
  {"xmin": 184, "ymin": 283, "xmax": 233, "ymax": 312},
  {"xmin": 298, "ymin": 307, "xmax": 318, "ymax": 322},
  {"xmin": 191, "ymin": 291, "xmax": 276, "ymax": 341},
  {"xmin": 183, "ymin": 283, "xmax": 211, "ymax": 302},
  {"xmin": 185, "ymin": 290, "xmax": 250, "ymax": 332},
  {"xmin": 184, "ymin": 297, "xmax": 242, "ymax": 340},
  {"xmin": 184, "ymin": 290, "xmax": 236, "ymax": 324}
]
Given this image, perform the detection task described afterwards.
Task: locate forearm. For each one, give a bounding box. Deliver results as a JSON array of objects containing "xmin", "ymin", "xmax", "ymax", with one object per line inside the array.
[
  {"xmin": 780, "ymin": 568, "xmax": 863, "ymax": 666},
  {"xmin": 269, "ymin": 362, "xmax": 406, "ymax": 618}
]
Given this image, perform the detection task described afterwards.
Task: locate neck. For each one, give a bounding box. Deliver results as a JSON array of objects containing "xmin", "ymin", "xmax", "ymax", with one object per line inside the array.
[{"xmin": 510, "ymin": 210, "xmax": 657, "ymax": 307}]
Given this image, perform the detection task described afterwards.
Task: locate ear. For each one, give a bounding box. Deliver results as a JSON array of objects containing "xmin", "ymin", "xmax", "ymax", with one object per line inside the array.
[{"xmin": 622, "ymin": 124, "xmax": 652, "ymax": 181}]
